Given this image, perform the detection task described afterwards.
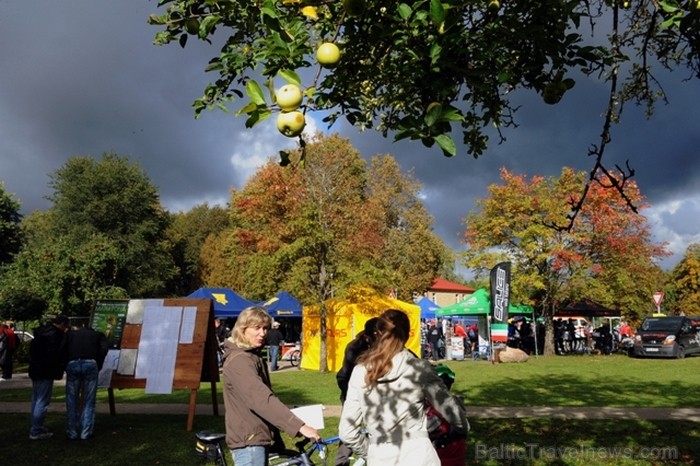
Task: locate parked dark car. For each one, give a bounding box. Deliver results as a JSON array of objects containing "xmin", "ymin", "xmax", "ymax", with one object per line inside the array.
[{"xmin": 633, "ymin": 316, "xmax": 700, "ymax": 359}]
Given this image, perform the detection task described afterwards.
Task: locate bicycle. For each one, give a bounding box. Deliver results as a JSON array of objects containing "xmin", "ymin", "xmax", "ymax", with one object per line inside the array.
[
  {"xmin": 280, "ymin": 342, "xmax": 302, "ymax": 367},
  {"xmin": 423, "ymin": 340, "xmax": 446, "ymax": 360},
  {"xmin": 195, "ymin": 431, "xmax": 365, "ymax": 466}
]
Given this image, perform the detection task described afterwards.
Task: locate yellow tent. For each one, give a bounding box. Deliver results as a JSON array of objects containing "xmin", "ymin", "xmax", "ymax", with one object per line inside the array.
[{"xmin": 301, "ymin": 287, "xmax": 421, "ymax": 372}]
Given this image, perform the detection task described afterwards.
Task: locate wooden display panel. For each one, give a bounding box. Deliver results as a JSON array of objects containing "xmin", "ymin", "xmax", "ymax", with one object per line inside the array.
[{"xmin": 100, "ymin": 297, "xmax": 219, "ymax": 431}]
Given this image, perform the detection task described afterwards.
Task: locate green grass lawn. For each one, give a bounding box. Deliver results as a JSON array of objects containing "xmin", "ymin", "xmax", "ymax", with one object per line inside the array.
[{"xmin": 3, "ymin": 354, "xmax": 700, "ymax": 465}]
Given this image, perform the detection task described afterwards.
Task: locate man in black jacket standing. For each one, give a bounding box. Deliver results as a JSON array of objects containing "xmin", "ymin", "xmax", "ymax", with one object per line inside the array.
[
  {"xmin": 65, "ymin": 323, "xmax": 108, "ymax": 440},
  {"xmin": 28, "ymin": 315, "xmax": 70, "ymax": 440},
  {"xmin": 266, "ymin": 321, "xmax": 285, "ymax": 371}
]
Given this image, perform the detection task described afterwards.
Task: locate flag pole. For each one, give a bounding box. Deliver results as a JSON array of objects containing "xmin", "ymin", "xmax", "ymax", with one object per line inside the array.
[{"xmin": 487, "ymin": 314, "xmax": 493, "ymax": 363}]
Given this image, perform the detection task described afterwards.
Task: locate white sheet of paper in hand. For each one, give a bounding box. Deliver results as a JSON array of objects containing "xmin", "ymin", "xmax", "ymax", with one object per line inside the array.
[{"xmin": 290, "ymin": 404, "xmax": 325, "ymax": 430}]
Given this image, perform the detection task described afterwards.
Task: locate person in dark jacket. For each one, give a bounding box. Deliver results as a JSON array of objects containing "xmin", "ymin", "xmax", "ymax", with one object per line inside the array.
[
  {"xmin": 0, "ymin": 324, "xmax": 9, "ymax": 381},
  {"xmin": 222, "ymin": 306, "xmax": 320, "ymax": 466},
  {"xmin": 334, "ymin": 317, "xmax": 378, "ymax": 466},
  {"xmin": 28, "ymin": 315, "xmax": 69, "ymax": 440},
  {"xmin": 595, "ymin": 321, "xmax": 614, "ymax": 355},
  {"xmin": 65, "ymin": 323, "xmax": 108, "ymax": 440},
  {"xmin": 265, "ymin": 321, "xmax": 285, "ymax": 371},
  {"xmin": 427, "ymin": 319, "xmax": 443, "ymax": 361},
  {"xmin": 336, "ymin": 318, "xmax": 378, "ymax": 403},
  {"xmin": 1, "ymin": 322, "xmax": 19, "ymax": 380}
]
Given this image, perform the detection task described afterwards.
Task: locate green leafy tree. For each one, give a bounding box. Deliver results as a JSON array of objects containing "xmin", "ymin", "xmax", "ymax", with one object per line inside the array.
[
  {"xmin": 0, "ymin": 210, "xmax": 124, "ymax": 316},
  {"xmin": 463, "ymin": 167, "xmax": 667, "ymax": 354},
  {"xmin": 366, "ymin": 156, "xmax": 451, "ymax": 299},
  {"xmin": 199, "ymin": 229, "xmax": 246, "ymax": 290},
  {"xmin": 0, "ymin": 182, "xmax": 22, "ymax": 265},
  {"xmin": 0, "ymin": 288, "xmax": 47, "ymax": 322},
  {"xmin": 166, "ymin": 203, "xmax": 230, "ymax": 295},
  {"xmin": 0, "ymin": 155, "xmax": 175, "ymax": 317},
  {"xmin": 46, "ymin": 154, "xmax": 177, "ymax": 298},
  {"xmin": 667, "ymin": 243, "xmax": 700, "ymax": 315}
]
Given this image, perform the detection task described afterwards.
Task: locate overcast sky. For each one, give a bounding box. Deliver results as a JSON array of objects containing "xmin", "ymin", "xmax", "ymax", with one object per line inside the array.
[{"xmin": 2, "ymin": 1, "xmax": 700, "ymax": 281}]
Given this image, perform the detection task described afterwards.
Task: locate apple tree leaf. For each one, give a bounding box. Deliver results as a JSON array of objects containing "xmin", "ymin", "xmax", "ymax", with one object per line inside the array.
[
  {"xmin": 245, "ymin": 80, "xmax": 266, "ymax": 106},
  {"xmin": 279, "ymin": 69, "xmax": 302, "ymax": 87},
  {"xmin": 429, "ymin": 43, "xmax": 442, "ymax": 65},
  {"xmin": 429, "ymin": 0, "xmax": 445, "ymax": 27},
  {"xmin": 425, "ymin": 103, "xmax": 442, "ymax": 127},
  {"xmin": 440, "ymin": 106, "xmax": 464, "ymax": 122},
  {"xmin": 236, "ymin": 101, "xmax": 258, "ymax": 116},
  {"xmin": 658, "ymin": 0, "xmax": 679, "ymax": 13},
  {"xmin": 435, "ymin": 134, "xmax": 457, "ymax": 157},
  {"xmin": 245, "ymin": 108, "xmax": 271, "ymax": 128}
]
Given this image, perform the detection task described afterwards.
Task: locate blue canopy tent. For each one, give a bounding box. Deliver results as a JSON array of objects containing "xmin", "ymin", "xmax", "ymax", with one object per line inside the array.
[
  {"xmin": 187, "ymin": 287, "xmax": 257, "ymax": 318},
  {"xmin": 416, "ymin": 296, "xmax": 441, "ymax": 320},
  {"xmin": 261, "ymin": 291, "xmax": 303, "ymax": 318}
]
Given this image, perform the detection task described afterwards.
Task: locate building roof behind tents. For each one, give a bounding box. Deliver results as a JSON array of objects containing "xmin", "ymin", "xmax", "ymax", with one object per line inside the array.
[{"xmin": 428, "ymin": 277, "xmax": 475, "ymax": 294}]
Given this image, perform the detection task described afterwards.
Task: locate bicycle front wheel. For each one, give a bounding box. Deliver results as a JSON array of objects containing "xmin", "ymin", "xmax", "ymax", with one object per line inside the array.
[{"xmin": 289, "ymin": 350, "xmax": 301, "ymax": 367}]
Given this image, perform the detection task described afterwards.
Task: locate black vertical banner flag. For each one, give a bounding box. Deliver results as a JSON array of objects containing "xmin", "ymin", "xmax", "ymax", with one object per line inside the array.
[{"xmin": 490, "ymin": 262, "xmax": 511, "ymax": 324}]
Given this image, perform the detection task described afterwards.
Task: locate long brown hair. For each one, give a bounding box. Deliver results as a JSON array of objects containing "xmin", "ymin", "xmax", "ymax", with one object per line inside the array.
[{"xmin": 357, "ymin": 309, "xmax": 410, "ymax": 387}]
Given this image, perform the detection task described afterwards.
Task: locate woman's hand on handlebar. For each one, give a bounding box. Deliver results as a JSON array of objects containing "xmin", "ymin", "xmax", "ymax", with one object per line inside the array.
[{"xmin": 299, "ymin": 424, "xmax": 321, "ymax": 442}]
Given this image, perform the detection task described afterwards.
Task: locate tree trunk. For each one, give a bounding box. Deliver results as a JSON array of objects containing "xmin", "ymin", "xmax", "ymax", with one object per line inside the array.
[
  {"xmin": 542, "ymin": 301, "xmax": 557, "ymax": 356},
  {"xmin": 318, "ymin": 262, "xmax": 329, "ymax": 372}
]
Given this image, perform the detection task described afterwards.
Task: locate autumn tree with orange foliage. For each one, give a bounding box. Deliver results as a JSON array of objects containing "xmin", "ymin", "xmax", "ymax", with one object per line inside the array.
[
  {"xmin": 463, "ymin": 167, "xmax": 667, "ymax": 355},
  {"xmin": 200, "ymin": 133, "xmax": 450, "ymax": 370}
]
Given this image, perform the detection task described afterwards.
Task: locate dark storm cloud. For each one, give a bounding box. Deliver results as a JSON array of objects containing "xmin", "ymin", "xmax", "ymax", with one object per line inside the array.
[
  {"xmin": 1, "ymin": 1, "xmax": 699, "ymax": 274},
  {"xmin": 0, "ymin": 1, "xmax": 248, "ymax": 213}
]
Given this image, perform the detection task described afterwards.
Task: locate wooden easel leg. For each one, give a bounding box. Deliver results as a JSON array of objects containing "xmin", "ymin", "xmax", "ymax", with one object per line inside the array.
[
  {"xmin": 187, "ymin": 389, "xmax": 197, "ymax": 431},
  {"xmin": 210, "ymin": 381, "xmax": 219, "ymax": 416}
]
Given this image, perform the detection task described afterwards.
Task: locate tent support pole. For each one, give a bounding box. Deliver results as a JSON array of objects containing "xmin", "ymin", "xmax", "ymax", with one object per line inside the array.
[{"xmin": 487, "ymin": 315, "xmax": 493, "ymax": 363}]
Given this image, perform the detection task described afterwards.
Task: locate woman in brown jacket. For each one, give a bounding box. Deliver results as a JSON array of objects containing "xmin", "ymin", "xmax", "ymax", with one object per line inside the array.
[{"xmin": 222, "ymin": 306, "xmax": 320, "ymax": 466}]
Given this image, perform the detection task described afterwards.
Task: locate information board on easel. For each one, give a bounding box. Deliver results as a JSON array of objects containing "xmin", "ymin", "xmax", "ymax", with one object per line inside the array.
[{"xmin": 92, "ymin": 297, "xmax": 219, "ymax": 431}]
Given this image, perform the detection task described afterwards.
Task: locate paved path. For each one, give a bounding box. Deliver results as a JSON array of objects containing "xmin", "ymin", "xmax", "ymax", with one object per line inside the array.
[
  {"xmin": 3, "ymin": 373, "xmax": 700, "ymax": 421},
  {"xmin": 2, "ymin": 402, "xmax": 700, "ymax": 421}
]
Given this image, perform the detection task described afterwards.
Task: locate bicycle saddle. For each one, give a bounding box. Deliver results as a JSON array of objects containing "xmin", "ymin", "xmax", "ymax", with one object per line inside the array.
[{"xmin": 195, "ymin": 431, "xmax": 226, "ymax": 443}]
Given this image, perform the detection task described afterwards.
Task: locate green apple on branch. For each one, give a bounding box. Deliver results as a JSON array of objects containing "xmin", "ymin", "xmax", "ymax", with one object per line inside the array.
[
  {"xmin": 148, "ymin": 0, "xmax": 700, "ymax": 163},
  {"xmin": 277, "ymin": 111, "xmax": 306, "ymax": 138},
  {"xmin": 275, "ymin": 84, "xmax": 303, "ymax": 112},
  {"xmin": 317, "ymin": 42, "xmax": 341, "ymax": 68}
]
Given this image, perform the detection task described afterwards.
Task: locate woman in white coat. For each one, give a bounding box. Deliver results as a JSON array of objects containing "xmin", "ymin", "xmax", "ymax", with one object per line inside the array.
[{"xmin": 339, "ymin": 309, "xmax": 468, "ymax": 466}]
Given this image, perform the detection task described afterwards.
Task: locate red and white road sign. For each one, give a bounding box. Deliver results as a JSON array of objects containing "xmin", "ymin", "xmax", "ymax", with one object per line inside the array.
[{"xmin": 652, "ymin": 292, "xmax": 664, "ymax": 306}]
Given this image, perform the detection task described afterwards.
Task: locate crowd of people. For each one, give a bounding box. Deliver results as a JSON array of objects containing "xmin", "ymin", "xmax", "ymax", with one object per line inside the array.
[
  {"xmin": 553, "ymin": 318, "xmax": 634, "ymax": 355},
  {"xmin": 417, "ymin": 314, "xmax": 636, "ymax": 359},
  {"xmin": 216, "ymin": 306, "xmax": 469, "ymax": 466},
  {"xmin": 11, "ymin": 306, "xmax": 564, "ymax": 464},
  {"xmin": 420, "ymin": 318, "xmax": 479, "ymax": 361}
]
